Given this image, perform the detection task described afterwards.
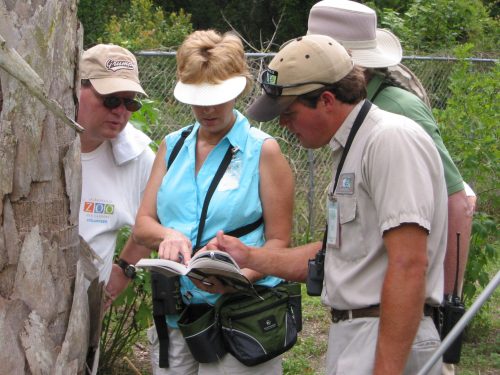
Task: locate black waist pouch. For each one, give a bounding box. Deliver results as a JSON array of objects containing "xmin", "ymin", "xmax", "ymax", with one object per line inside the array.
[
  {"xmin": 280, "ymin": 282, "xmax": 303, "ymax": 332},
  {"xmin": 178, "ymin": 303, "xmax": 227, "ymax": 363}
]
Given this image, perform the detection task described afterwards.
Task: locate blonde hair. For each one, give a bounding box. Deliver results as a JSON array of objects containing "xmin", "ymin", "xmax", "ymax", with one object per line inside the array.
[{"xmin": 176, "ymin": 30, "xmax": 252, "ymax": 96}]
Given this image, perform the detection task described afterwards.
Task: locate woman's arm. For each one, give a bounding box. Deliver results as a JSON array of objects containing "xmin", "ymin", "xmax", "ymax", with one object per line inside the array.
[{"xmin": 132, "ymin": 140, "xmax": 193, "ymax": 264}]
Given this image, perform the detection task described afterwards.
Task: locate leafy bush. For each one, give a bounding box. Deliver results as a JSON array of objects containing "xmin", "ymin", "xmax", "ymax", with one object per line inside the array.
[
  {"xmin": 98, "ymin": 227, "xmax": 153, "ymax": 374},
  {"xmin": 78, "ymin": 0, "xmax": 129, "ymax": 48},
  {"xmin": 434, "ymin": 44, "xmax": 499, "ymax": 334},
  {"xmin": 130, "ymin": 98, "xmax": 163, "ymax": 151},
  {"xmin": 100, "ymin": 0, "xmax": 192, "ymax": 51},
  {"xmin": 374, "ymin": 0, "xmax": 499, "ymax": 54},
  {"xmin": 435, "ymin": 44, "xmax": 499, "ymax": 213}
]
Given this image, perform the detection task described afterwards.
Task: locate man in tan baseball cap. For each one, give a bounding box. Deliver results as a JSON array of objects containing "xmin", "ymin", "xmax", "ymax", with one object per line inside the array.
[
  {"xmin": 306, "ymin": 5, "xmax": 476, "ymax": 373},
  {"xmin": 247, "ymin": 35, "xmax": 353, "ymax": 123},
  {"xmin": 218, "ymin": 33, "xmax": 448, "ymax": 374},
  {"xmin": 80, "ymin": 43, "xmax": 146, "ymax": 96},
  {"xmin": 77, "ymin": 44, "xmax": 154, "ymax": 310}
]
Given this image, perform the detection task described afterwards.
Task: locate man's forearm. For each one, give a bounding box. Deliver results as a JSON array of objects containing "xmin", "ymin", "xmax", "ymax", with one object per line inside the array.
[
  {"xmin": 375, "ymin": 264, "xmax": 426, "ymax": 374},
  {"xmin": 375, "ymin": 225, "xmax": 428, "ymax": 374},
  {"xmin": 118, "ymin": 236, "xmax": 153, "ymax": 264},
  {"xmin": 245, "ymin": 242, "xmax": 321, "ymax": 282}
]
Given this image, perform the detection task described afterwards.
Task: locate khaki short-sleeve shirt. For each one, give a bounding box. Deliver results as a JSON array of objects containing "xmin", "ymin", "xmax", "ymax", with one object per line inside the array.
[{"xmin": 321, "ymin": 101, "xmax": 448, "ymax": 309}]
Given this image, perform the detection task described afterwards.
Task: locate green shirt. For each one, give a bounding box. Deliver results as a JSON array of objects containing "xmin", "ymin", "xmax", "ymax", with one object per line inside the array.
[{"xmin": 367, "ymin": 74, "xmax": 464, "ymax": 195}]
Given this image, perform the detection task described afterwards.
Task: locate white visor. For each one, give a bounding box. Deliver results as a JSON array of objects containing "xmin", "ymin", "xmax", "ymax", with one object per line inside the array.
[{"xmin": 174, "ymin": 76, "xmax": 247, "ymax": 106}]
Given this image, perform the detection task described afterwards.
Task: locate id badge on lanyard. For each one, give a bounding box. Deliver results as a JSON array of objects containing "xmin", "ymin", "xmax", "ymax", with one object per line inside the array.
[{"xmin": 327, "ymin": 194, "xmax": 340, "ymax": 249}]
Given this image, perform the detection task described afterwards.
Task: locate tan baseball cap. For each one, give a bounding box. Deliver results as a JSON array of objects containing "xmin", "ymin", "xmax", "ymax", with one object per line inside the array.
[
  {"xmin": 247, "ymin": 35, "xmax": 353, "ymax": 122},
  {"xmin": 80, "ymin": 44, "xmax": 147, "ymax": 96}
]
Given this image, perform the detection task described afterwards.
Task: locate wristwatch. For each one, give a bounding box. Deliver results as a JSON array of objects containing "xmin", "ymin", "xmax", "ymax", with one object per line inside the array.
[{"xmin": 117, "ymin": 258, "xmax": 136, "ymax": 279}]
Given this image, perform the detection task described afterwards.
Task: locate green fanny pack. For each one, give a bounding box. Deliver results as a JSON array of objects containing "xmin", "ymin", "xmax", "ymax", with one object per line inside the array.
[{"xmin": 177, "ymin": 282, "xmax": 302, "ymax": 366}]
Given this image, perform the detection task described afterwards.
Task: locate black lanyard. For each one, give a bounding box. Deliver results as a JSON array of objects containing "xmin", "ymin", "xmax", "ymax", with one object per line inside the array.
[
  {"xmin": 167, "ymin": 129, "xmax": 263, "ymax": 253},
  {"xmin": 322, "ymin": 100, "xmax": 372, "ymax": 247},
  {"xmin": 332, "ymin": 100, "xmax": 372, "ymax": 194}
]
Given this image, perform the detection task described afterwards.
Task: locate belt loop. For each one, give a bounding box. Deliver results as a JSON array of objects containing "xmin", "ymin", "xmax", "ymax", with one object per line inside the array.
[{"xmin": 348, "ymin": 310, "xmax": 353, "ymax": 322}]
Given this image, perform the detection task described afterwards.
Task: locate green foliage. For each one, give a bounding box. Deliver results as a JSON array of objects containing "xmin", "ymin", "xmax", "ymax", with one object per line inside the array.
[
  {"xmin": 77, "ymin": 0, "xmax": 130, "ymax": 48},
  {"xmin": 435, "ymin": 44, "xmax": 499, "ymax": 212},
  {"xmin": 130, "ymin": 98, "xmax": 163, "ymax": 151},
  {"xmin": 98, "ymin": 227, "xmax": 153, "ymax": 373},
  {"xmin": 463, "ymin": 213, "xmax": 499, "ymax": 305},
  {"xmin": 161, "ymin": 0, "xmax": 317, "ymax": 50},
  {"xmin": 382, "ymin": 0, "xmax": 499, "ymax": 53},
  {"xmin": 432, "ymin": 44, "xmax": 499, "ymax": 332},
  {"xmin": 100, "ymin": 0, "xmax": 192, "ymax": 51}
]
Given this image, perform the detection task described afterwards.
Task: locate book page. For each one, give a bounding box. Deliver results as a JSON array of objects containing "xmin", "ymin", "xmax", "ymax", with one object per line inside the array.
[
  {"xmin": 188, "ymin": 250, "xmax": 251, "ymax": 289},
  {"xmin": 135, "ymin": 258, "xmax": 188, "ymax": 278}
]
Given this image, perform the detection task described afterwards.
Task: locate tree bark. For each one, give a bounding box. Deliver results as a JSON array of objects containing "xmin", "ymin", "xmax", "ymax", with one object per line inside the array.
[{"xmin": 0, "ymin": 1, "xmax": 89, "ymax": 373}]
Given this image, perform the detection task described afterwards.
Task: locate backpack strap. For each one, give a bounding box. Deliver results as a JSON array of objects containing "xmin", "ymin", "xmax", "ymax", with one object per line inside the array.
[
  {"xmin": 167, "ymin": 125, "xmax": 194, "ymax": 169},
  {"xmin": 370, "ymin": 81, "xmax": 391, "ymax": 102},
  {"xmin": 193, "ymin": 144, "xmax": 236, "ymax": 251}
]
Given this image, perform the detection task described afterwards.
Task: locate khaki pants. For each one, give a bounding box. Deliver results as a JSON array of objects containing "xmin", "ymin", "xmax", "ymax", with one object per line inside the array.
[
  {"xmin": 442, "ymin": 363, "xmax": 455, "ymax": 375},
  {"xmin": 147, "ymin": 325, "xmax": 283, "ymax": 375},
  {"xmin": 325, "ymin": 316, "xmax": 442, "ymax": 375}
]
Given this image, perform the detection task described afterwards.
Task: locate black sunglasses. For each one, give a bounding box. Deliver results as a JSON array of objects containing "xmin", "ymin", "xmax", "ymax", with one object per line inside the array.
[
  {"xmin": 102, "ymin": 96, "xmax": 142, "ymax": 112},
  {"xmin": 196, "ymin": 251, "xmax": 233, "ymax": 264},
  {"xmin": 259, "ymin": 69, "xmax": 332, "ymax": 98}
]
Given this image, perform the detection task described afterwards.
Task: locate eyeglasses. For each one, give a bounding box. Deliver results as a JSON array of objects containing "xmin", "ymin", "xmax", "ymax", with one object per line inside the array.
[
  {"xmin": 259, "ymin": 68, "xmax": 332, "ymax": 98},
  {"xmin": 102, "ymin": 96, "xmax": 142, "ymax": 112}
]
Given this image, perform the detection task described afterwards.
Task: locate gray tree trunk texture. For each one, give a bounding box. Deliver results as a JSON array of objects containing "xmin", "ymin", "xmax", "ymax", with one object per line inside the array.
[{"xmin": 0, "ymin": 1, "xmax": 92, "ymax": 374}]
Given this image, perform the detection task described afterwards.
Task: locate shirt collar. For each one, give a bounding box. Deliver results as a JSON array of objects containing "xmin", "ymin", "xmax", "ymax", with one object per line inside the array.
[
  {"xmin": 329, "ymin": 100, "xmax": 366, "ymax": 152},
  {"xmin": 186, "ymin": 109, "xmax": 249, "ymax": 152}
]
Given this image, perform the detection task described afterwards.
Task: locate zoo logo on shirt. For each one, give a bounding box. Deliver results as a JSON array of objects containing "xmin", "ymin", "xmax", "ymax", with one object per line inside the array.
[{"xmin": 83, "ymin": 200, "xmax": 115, "ymax": 223}]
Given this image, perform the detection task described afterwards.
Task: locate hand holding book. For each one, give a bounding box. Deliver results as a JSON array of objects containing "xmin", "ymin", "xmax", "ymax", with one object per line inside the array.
[{"xmin": 135, "ymin": 250, "xmax": 253, "ymax": 292}]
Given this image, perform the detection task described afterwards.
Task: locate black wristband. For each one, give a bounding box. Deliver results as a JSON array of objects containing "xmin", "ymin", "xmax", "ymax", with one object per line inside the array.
[{"xmin": 117, "ymin": 258, "xmax": 136, "ymax": 279}]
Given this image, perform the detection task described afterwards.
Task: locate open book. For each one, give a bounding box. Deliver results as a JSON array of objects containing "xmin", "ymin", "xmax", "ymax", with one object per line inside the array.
[{"xmin": 135, "ymin": 250, "xmax": 252, "ymax": 291}]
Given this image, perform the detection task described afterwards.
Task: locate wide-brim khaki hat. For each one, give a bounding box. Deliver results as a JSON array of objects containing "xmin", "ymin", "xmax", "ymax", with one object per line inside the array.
[
  {"xmin": 247, "ymin": 35, "xmax": 353, "ymax": 122},
  {"xmin": 307, "ymin": 0, "xmax": 402, "ymax": 68},
  {"xmin": 174, "ymin": 76, "xmax": 247, "ymax": 106},
  {"xmin": 80, "ymin": 44, "xmax": 147, "ymax": 96}
]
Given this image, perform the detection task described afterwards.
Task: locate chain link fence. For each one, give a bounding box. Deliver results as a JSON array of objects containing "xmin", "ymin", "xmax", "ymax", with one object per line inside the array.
[{"xmin": 135, "ymin": 52, "xmax": 497, "ymax": 243}]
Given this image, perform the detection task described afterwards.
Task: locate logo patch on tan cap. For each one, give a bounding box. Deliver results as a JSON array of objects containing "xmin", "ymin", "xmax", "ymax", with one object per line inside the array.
[{"xmin": 105, "ymin": 59, "xmax": 135, "ymax": 72}]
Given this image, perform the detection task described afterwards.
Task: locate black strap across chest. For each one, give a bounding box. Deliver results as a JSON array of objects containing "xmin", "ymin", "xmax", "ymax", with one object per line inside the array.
[
  {"xmin": 322, "ymin": 100, "xmax": 373, "ymax": 248},
  {"xmin": 332, "ymin": 100, "xmax": 372, "ymax": 193},
  {"xmin": 194, "ymin": 144, "xmax": 234, "ymax": 251},
  {"xmin": 167, "ymin": 127, "xmax": 263, "ymax": 253}
]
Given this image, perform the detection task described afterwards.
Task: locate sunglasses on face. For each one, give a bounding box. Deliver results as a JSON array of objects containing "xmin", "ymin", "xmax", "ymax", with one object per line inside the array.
[
  {"xmin": 259, "ymin": 68, "xmax": 332, "ymax": 98},
  {"xmin": 102, "ymin": 96, "xmax": 142, "ymax": 112}
]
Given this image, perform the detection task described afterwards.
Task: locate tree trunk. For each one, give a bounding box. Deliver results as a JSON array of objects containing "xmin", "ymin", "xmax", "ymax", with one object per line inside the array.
[{"xmin": 0, "ymin": 1, "xmax": 90, "ymax": 373}]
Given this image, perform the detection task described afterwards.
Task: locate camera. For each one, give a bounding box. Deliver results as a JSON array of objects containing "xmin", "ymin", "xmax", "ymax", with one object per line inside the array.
[
  {"xmin": 306, "ymin": 248, "xmax": 325, "ymax": 296},
  {"xmin": 441, "ymin": 294, "xmax": 466, "ymax": 364}
]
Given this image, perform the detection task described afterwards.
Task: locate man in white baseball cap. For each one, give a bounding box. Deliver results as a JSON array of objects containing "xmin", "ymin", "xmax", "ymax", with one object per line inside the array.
[
  {"xmin": 78, "ymin": 44, "xmax": 155, "ymax": 305},
  {"xmin": 307, "ymin": 4, "xmax": 476, "ymax": 372}
]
